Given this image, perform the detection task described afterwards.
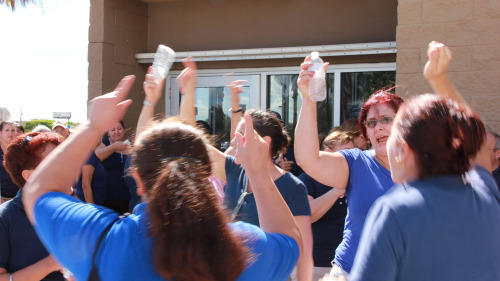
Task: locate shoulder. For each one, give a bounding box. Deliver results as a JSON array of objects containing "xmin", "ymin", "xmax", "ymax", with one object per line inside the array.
[{"xmin": 338, "ymin": 148, "xmax": 373, "ymax": 164}]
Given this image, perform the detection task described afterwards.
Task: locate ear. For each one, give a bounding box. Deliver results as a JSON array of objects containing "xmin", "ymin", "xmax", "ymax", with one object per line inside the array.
[
  {"xmin": 132, "ymin": 169, "xmax": 146, "ymax": 196},
  {"xmin": 495, "ymin": 149, "xmax": 500, "ymax": 160},
  {"xmin": 262, "ymin": 135, "xmax": 272, "ymax": 146},
  {"xmin": 22, "ymin": 170, "xmax": 33, "ymax": 181},
  {"xmin": 324, "ymin": 147, "xmax": 333, "ymax": 153},
  {"xmin": 397, "ymin": 137, "xmax": 411, "ymax": 163}
]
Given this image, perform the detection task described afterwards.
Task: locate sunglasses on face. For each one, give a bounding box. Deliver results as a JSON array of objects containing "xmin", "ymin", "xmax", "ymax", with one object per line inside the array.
[{"xmin": 363, "ymin": 116, "xmax": 395, "ymax": 129}]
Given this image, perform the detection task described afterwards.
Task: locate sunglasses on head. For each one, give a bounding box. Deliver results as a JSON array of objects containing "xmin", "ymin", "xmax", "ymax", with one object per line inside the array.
[{"xmin": 363, "ymin": 116, "xmax": 395, "ymax": 129}]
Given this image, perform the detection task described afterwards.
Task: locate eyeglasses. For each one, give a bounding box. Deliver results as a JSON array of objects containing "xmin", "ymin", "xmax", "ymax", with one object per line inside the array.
[{"xmin": 363, "ymin": 116, "xmax": 395, "ymax": 128}]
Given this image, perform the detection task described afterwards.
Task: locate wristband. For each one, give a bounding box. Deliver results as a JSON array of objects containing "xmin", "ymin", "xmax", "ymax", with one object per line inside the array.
[
  {"xmin": 230, "ymin": 108, "xmax": 243, "ymax": 113},
  {"xmin": 10, "ymin": 274, "xmax": 13, "ymax": 281},
  {"xmin": 143, "ymin": 101, "xmax": 155, "ymax": 108}
]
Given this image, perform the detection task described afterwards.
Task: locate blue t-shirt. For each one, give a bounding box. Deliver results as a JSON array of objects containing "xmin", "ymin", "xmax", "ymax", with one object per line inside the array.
[
  {"xmin": 224, "ymin": 155, "xmax": 311, "ymax": 226},
  {"xmin": 334, "ymin": 149, "xmax": 394, "ymax": 273},
  {"xmin": 34, "ymin": 192, "xmax": 299, "ymax": 281},
  {"xmin": 0, "ymin": 148, "xmax": 20, "ymax": 198},
  {"xmin": 299, "ymin": 172, "xmax": 347, "ymax": 267},
  {"xmin": 350, "ymin": 171, "xmax": 500, "ymax": 281},
  {"xmin": 75, "ymin": 152, "xmax": 106, "ymax": 205},
  {"xmin": 0, "ymin": 189, "xmax": 64, "ymax": 280}
]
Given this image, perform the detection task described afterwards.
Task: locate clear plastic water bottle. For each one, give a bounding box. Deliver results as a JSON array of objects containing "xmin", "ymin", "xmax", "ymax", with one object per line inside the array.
[
  {"xmin": 308, "ymin": 51, "xmax": 326, "ymax": 102},
  {"xmin": 152, "ymin": 45, "xmax": 176, "ymax": 83}
]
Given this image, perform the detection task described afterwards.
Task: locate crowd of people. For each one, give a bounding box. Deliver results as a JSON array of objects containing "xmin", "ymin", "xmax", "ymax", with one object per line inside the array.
[{"xmin": 0, "ymin": 41, "xmax": 499, "ymax": 281}]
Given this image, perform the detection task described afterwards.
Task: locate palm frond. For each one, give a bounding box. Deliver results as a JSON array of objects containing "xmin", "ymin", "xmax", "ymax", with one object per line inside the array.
[{"xmin": 0, "ymin": 0, "xmax": 38, "ymax": 11}]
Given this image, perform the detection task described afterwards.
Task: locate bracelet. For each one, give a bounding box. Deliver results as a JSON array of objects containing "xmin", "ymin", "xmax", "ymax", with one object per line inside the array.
[
  {"xmin": 143, "ymin": 101, "xmax": 155, "ymax": 108},
  {"xmin": 10, "ymin": 274, "xmax": 13, "ymax": 281},
  {"xmin": 230, "ymin": 108, "xmax": 243, "ymax": 113}
]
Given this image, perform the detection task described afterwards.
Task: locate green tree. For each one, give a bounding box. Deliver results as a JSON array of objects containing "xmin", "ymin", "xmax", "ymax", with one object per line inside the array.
[{"xmin": 24, "ymin": 119, "xmax": 78, "ymax": 132}]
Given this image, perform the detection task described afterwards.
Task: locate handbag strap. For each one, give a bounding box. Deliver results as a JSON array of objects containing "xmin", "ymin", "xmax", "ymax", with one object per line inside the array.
[{"xmin": 87, "ymin": 214, "xmax": 127, "ymax": 281}]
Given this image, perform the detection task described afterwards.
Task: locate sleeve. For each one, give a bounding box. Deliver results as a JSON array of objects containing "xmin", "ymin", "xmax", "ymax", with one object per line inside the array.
[
  {"xmin": 283, "ymin": 177, "xmax": 312, "ymax": 217},
  {"xmin": 234, "ymin": 222, "xmax": 299, "ymax": 280},
  {"xmin": 338, "ymin": 148, "xmax": 361, "ymax": 167},
  {"xmin": 298, "ymin": 172, "xmax": 316, "ymax": 197},
  {"xmin": 349, "ymin": 199, "xmax": 403, "ymax": 281},
  {"xmin": 225, "ymin": 155, "xmax": 239, "ymax": 176},
  {"xmin": 33, "ymin": 192, "xmax": 119, "ymax": 280},
  {"xmin": 86, "ymin": 153, "xmax": 99, "ymax": 167},
  {"xmin": 0, "ymin": 212, "xmax": 9, "ymax": 269}
]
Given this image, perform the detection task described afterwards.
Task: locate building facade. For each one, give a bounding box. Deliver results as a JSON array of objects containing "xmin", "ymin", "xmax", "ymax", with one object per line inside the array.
[{"xmin": 88, "ymin": 0, "xmax": 500, "ymax": 141}]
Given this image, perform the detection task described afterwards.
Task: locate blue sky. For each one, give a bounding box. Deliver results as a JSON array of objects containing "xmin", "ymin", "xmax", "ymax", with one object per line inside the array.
[{"xmin": 0, "ymin": 0, "xmax": 90, "ymax": 123}]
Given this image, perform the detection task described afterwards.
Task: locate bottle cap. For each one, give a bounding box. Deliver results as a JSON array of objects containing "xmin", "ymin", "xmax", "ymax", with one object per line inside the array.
[{"xmin": 311, "ymin": 51, "xmax": 319, "ymax": 59}]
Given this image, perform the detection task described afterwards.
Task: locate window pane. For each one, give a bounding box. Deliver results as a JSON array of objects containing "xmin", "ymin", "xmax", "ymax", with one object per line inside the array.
[
  {"xmin": 340, "ymin": 71, "xmax": 396, "ymax": 123},
  {"xmin": 189, "ymin": 86, "xmax": 250, "ymax": 150},
  {"xmin": 267, "ymin": 74, "xmax": 334, "ymax": 140}
]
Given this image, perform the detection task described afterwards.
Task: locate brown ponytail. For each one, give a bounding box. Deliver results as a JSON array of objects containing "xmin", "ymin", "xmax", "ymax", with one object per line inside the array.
[
  {"xmin": 394, "ymin": 94, "xmax": 485, "ymax": 178},
  {"xmin": 131, "ymin": 121, "xmax": 249, "ymax": 281}
]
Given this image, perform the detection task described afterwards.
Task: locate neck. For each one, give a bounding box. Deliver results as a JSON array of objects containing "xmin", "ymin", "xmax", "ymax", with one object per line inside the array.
[
  {"xmin": 373, "ymin": 151, "xmax": 390, "ymax": 170},
  {"xmin": 1, "ymin": 141, "xmax": 8, "ymax": 152}
]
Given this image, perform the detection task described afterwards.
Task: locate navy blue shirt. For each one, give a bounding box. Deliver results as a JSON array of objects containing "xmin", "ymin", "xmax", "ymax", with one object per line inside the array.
[
  {"xmin": 224, "ymin": 155, "xmax": 311, "ymax": 226},
  {"xmin": 350, "ymin": 171, "xmax": 500, "ymax": 281},
  {"xmin": 0, "ymin": 148, "xmax": 19, "ymax": 198},
  {"xmin": 300, "ymin": 172, "xmax": 347, "ymax": 267},
  {"xmin": 0, "ymin": 189, "xmax": 64, "ymax": 280},
  {"xmin": 100, "ymin": 138, "xmax": 130, "ymax": 202},
  {"xmin": 75, "ymin": 152, "xmax": 107, "ymax": 205}
]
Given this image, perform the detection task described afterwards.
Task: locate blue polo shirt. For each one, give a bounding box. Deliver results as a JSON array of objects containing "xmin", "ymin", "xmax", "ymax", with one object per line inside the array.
[
  {"xmin": 350, "ymin": 171, "xmax": 500, "ymax": 281},
  {"xmin": 0, "ymin": 189, "xmax": 64, "ymax": 280},
  {"xmin": 34, "ymin": 192, "xmax": 299, "ymax": 281},
  {"xmin": 0, "ymin": 148, "xmax": 20, "ymax": 198}
]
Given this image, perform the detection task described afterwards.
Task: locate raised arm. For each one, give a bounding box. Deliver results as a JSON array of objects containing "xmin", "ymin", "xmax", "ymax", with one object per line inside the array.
[
  {"xmin": 176, "ymin": 59, "xmax": 227, "ymax": 181},
  {"xmin": 135, "ymin": 66, "xmax": 165, "ymax": 144},
  {"xmin": 235, "ymin": 113, "xmax": 303, "ymax": 252},
  {"xmin": 295, "ymin": 56, "xmax": 349, "ymax": 190},
  {"xmin": 23, "ymin": 75, "xmax": 135, "ymax": 222},
  {"xmin": 178, "ymin": 58, "xmax": 197, "ymax": 127},
  {"xmin": 424, "ymin": 41, "xmax": 468, "ymax": 107}
]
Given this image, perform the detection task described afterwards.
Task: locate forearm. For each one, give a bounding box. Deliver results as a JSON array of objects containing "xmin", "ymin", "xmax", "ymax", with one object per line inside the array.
[
  {"xmin": 310, "ymin": 189, "xmax": 342, "ymax": 223},
  {"xmin": 427, "ymin": 75, "xmax": 468, "ymax": 106},
  {"xmin": 250, "ymin": 171, "xmax": 303, "ymax": 253},
  {"xmin": 294, "ymin": 98, "xmax": 320, "ymax": 171},
  {"xmin": 135, "ymin": 103, "xmax": 156, "ymax": 144},
  {"xmin": 82, "ymin": 183, "xmax": 94, "ymax": 204},
  {"xmin": 295, "ymin": 215, "xmax": 314, "ymax": 281},
  {"xmin": 0, "ymin": 256, "xmax": 60, "ymax": 281},
  {"xmin": 95, "ymin": 144, "xmax": 115, "ymax": 161},
  {"xmin": 230, "ymin": 111, "xmax": 242, "ymax": 141},
  {"xmin": 23, "ymin": 123, "xmax": 102, "ymax": 222},
  {"xmin": 179, "ymin": 90, "xmax": 196, "ymax": 127}
]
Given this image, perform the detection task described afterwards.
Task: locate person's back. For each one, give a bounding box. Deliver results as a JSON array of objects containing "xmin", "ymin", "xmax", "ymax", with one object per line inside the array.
[{"xmin": 351, "ymin": 171, "xmax": 500, "ymax": 281}]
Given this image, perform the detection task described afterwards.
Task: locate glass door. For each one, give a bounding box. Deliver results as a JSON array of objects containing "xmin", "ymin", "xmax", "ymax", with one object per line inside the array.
[{"xmin": 168, "ymin": 74, "xmax": 260, "ymax": 150}]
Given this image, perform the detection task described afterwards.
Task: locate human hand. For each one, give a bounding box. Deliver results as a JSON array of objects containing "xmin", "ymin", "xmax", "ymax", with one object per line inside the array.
[
  {"xmin": 275, "ymin": 154, "xmax": 294, "ymax": 172},
  {"xmin": 423, "ymin": 41, "xmax": 452, "ymax": 81},
  {"xmin": 176, "ymin": 57, "xmax": 197, "ymax": 97},
  {"xmin": 228, "ymin": 79, "xmax": 247, "ymax": 107},
  {"xmin": 297, "ymin": 55, "xmax": 329, "ymax": 100},
  {"xmin": 88, "ymin": 76, "xmax": 135, "ymax": 133},
  {"xmin": 234, "ymin": 113, "xmax": 269, "ymax": 175},
  {"xmin": 143, "ymin": 66, "xmax": 165, "ymax": 106},
  {"xmin": 112, "ymin": 141, "xmax": 130, "ymax": 153},
  {"xmin": 329, "ymin": 187, "xmax": 345, "ymax": 199}
]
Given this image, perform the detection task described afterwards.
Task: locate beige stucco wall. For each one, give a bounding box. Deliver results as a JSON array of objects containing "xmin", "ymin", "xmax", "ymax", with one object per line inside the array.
[
  {"xmin": 147, "ymin": 0, "xmax": 397, "ymax": 53},
  {"xmin": 396, "ymin": 0, "xmax": 500, "ymax": 132},
  {"xmin": 88, "ymin": 0, "xmax": 155, "ymax": 133}
]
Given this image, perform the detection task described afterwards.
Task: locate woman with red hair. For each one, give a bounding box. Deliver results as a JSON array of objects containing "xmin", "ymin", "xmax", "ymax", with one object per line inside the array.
[
  {"xmin": 295, "ymin": 60, "xmax": 403, "ymax": 278},
  {"xmin": 0, "ymin": 132, "xmax": 64, "ymax": 281}
]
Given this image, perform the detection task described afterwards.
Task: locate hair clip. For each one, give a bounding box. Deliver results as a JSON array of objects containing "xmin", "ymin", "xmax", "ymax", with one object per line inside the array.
[{"xmin": 23, "ymin": 136, "xmax": 33, "ymax": 145}]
